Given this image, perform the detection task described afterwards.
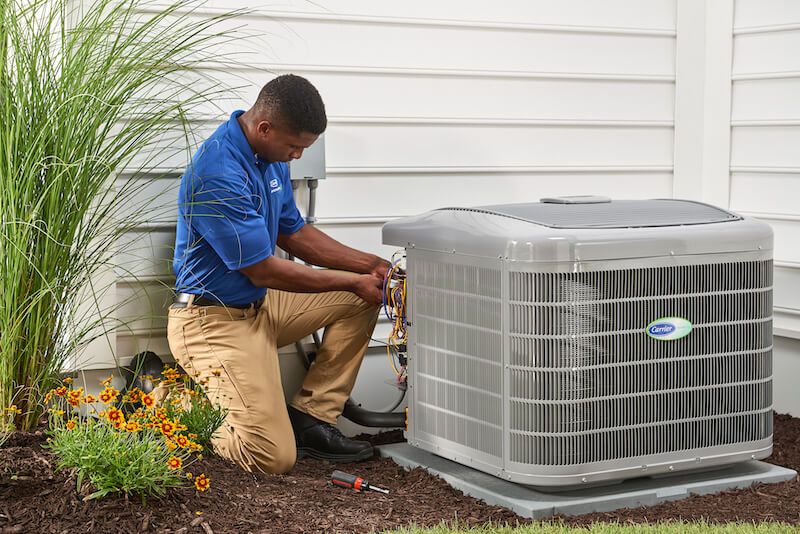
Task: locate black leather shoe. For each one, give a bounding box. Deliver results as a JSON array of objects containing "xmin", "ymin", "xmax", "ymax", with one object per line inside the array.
[{"xmin": 288, "ymin": 406, "xmax": 374, "ymax": 462}]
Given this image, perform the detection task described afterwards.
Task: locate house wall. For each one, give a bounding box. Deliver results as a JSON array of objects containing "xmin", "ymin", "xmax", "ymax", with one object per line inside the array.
[{"xmin": 73, "ymin": 0, "xmax": 800, "ymax": 417}]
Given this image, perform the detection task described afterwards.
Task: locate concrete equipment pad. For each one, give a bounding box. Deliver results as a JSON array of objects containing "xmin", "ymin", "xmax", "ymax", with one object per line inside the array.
[{"xmin": 378, "ymin": 443, "xmax": 797, "ymax": 519}]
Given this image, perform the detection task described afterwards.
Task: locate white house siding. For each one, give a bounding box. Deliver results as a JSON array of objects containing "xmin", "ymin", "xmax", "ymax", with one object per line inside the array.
[
  {"xmin": 730, "ymin": 0, "xmax": 800, "ymax": 415},
  {"xmin": 77, "ymin": 1, "xmax": 692, "ymax": 414}
]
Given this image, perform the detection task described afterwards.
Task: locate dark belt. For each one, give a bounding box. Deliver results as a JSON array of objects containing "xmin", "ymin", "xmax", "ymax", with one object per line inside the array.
[{"xmin": 173, "ymin": 292, "xmax": 264, "ymax": 310}]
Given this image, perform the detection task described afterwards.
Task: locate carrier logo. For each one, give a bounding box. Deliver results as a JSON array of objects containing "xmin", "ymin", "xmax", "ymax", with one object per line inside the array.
[{"xmin": 646, "ymin": 317, "xmax": 692, "ymax": 340}]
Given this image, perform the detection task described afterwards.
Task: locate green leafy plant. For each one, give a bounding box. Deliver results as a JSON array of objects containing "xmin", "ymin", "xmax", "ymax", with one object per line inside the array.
[
  {"xmin": 44, "ymin": 379, "xmax": 210, "ymax": 501},
  {"xmin": 47, "ymin": 414, "xmax": 189, "ymax": 501},
  {"xmin": 0, "ymin": 0, "xmax": 240, "ymax": 430},
  {"xmin": 161, "ymin": 370, "xmax": 228, "ymax": 452}
]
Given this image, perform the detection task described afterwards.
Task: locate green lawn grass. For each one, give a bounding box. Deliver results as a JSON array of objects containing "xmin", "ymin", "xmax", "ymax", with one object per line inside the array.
[{"xmin": 387, "ymin": 521, "xmax": 800, "ymax": 533}]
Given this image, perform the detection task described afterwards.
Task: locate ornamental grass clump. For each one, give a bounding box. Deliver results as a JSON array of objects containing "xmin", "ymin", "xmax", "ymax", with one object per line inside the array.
[
  {"xmin": 0, "ymin": 0, "xmax": 240, "ymax": 431},
  {"xmin": 45, "ymin": 376, "xmax": 213, "ymax": 501}
]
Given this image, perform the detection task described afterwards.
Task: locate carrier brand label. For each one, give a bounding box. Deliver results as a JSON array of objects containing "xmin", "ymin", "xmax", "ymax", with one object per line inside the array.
[{"xmin": 646, "ymin": 317, "xmax": 692, "ymax": 340}]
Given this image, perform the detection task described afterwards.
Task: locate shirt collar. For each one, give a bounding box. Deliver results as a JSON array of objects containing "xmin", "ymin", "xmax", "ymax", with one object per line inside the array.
[{"xmin": 227, "ymin": 110, "xmax": 262, "ymax": 165}]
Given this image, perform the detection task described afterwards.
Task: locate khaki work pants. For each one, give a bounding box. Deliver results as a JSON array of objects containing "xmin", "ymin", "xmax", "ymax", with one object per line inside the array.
[{"xmin": 166, "ymin": 289, "xmax": 379, "ymax": 474}]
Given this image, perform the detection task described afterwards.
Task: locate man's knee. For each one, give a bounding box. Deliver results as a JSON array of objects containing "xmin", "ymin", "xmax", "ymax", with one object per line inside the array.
[
  {"xmin": 213, "ymin": 425, "xmax": 297, "ymax": 474},
  {"xmin": 257, "ymin": 444, "xmax": 296, "ymax": 474}
]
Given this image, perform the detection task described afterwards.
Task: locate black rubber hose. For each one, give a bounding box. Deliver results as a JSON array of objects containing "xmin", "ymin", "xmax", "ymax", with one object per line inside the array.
[{"xmin": 341, "ymin": 398, "xmax": 405, "ymax": 428}]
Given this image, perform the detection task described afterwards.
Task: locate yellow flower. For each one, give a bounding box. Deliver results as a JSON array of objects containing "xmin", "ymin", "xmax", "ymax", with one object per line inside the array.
[
  {"xmin": 100, "ymin": 375, "xmax": 113, "ymax": 386},
  {"xmin": 65, "ymin": 419, "xmax": 77, "ymax": 431},
  {"xmin": 83, "ymin": 395, "xmax": 97, "ymax": 404},
  {"xmin": 125, "ymin": 421, "xmax": 141, "ymax": 433},
  {"xmin": 63, "ymin": 377, "xmax": 74, "ymax": 384},
  {"xmin": 158, "ymin": 420, "xmax": 176, "ymax": 437},
  {"xmin": 125, "ymin": 388, "xmax": 142, "ymax": 404},
  {"xmin": 4, "ymin": 405, "xmax": 21, "ymax": 415},
  {"xmin": 194, "ymin": 473, "xmax": 210, "ymax": 492},
  {"xmin": 175, "ymin": 435, "xmax": 189, "ymax": 448},
  {"xmin": 186, "ymin": 472, "xmax": 193, "ymax": 479},
  {"xmin": 141, "ymin": 393, "xmax": 155, "ymax": 409},
  {"xmin": 166, "ymin": 439, "xmax": 178, "ymax": 451},
  {"xmin": 163, "ymin": 367, "xmax": 181, "ymax": 381},
  {"xmin": 106, "ymin": 407, "xmax": 124, "ymax": 424},
  {"xmin": 166, "ymin": 456, "xmax": 182, "ymax": 470},
  {"xmin": 99, "ymin": 387, "xmax": 119, "ymax": 404},
  {"xmin": 54, "ymin": 386, "xmax": 68, "ymax": 397}
]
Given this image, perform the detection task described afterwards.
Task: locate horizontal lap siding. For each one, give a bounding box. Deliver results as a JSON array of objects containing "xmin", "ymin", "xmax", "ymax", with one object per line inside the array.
[
  {"xmin": 731, "ymin": 0, "xmax": 800, "ymax": 413},
  {"xmin": 81, "ymin": 1, "xmax": 677, "ymax": 369}
]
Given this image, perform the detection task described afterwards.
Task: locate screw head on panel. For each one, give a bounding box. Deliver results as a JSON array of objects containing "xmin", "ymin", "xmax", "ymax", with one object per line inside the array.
[
  {"xmin": 668, "ymin": 465, "xmax": 674, "ymax": 471},
  {"xmin": 581, "ymin": 477, "xmax": 587, "ymax": 483}
]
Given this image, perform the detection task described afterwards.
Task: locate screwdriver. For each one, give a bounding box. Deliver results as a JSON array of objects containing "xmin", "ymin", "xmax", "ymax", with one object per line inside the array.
[{"xmin": 331, "ymin": 470, "xmax": 390, "ymax": 494}]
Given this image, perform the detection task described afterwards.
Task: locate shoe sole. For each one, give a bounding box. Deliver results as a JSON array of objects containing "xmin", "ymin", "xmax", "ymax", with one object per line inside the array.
[{"xmin": 296, "ymin": 447, "xmax": 374, "ymax": 462}]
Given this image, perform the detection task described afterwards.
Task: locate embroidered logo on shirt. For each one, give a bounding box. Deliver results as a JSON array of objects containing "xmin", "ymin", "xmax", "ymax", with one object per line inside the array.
[{"xmin": 269, "ymin": 178, "xmax": 281, "ymax": 193}]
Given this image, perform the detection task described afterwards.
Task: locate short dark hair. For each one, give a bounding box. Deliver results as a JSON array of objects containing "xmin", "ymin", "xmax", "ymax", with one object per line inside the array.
[{"xmin": 255, "ymin": 74, "xmax": 327, "ymax": 135}]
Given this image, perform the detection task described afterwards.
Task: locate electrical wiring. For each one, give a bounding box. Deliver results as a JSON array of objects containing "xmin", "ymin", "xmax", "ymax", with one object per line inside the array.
[{"xmin": 382, "ymin": 252, "xmax": 407, "ymax": 383}]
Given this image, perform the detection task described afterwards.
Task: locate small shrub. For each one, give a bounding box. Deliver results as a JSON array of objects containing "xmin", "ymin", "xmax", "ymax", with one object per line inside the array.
[
  {"xmin": 46, "ymin": 415, "xmax": 189, "ymax": 500},
  {"xmin": 44, "ymin": 378, "xmax": 212, "ymax": 501}
]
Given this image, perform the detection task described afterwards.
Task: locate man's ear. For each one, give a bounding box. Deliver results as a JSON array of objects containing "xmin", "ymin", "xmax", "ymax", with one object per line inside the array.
[{"xmin": 256, "ymin": 120, "xmax": 272, "ymax": 137}]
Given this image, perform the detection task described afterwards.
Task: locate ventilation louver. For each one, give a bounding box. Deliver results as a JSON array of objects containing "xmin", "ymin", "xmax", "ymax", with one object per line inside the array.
[{"xmin": 383, "ymin": 197, "xmax": 773, "ymax": 488}]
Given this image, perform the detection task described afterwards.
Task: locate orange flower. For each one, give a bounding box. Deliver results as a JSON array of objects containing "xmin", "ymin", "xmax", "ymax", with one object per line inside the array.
[
  {"xmin": 83, "ymin": 395, "xmax": 97, "ymax": 404},
  {"xmin": 54, "ymin": 386, "xmax": 68, "ymax": 397},
  {"xmin": 163, "ymin": 367, "xmax": 181, "ymax": 381},
  {"xmin": 65, "ymin": 419, "xmax": 77, "ymax": 431},
  {"xmin": 194, "ymin": 474, "xmax": 210, "ymax": 492},
  {"xmin": 106, "ymin": 407, "xmax": 124, "ymax": 424},
  {"xmin": 63, "ymin": 377, "xmax": 74, "ymax": 384},
  {"xmin": 140, "ymin": 393, "xmax": 155, "ymax": 409},
  {"xmin": 158, "ymin": 420, "xmax": 176, "ymax": 437},
  {"xmin": 166, "ymin": 456, "xmax": 182, "ymax": 470},
  {"xmin": 125, "ymin": 421, "xmax": 141, "ymax": 433},
  {"xmin": 175, "ymin": 435, "xmax": 189, "ymax": 448},
  {"xmin": 99, "ymin": 387, "xmax": 119, "ymax": 404}
]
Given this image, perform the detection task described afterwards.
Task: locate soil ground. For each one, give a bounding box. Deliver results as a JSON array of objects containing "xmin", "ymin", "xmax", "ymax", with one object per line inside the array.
[{"xmin": 1, "ymin": 414, "xmax": 799, "ymax": 533}]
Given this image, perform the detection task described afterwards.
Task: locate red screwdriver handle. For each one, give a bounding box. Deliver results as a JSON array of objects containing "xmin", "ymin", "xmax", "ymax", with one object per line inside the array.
[{"xmin": 331, "ymin": 470, "xmax": 364, "ymax": 491}]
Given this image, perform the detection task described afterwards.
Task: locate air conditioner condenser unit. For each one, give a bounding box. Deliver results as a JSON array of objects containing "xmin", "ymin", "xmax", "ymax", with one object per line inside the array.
[{"xmin": 382, "ymin": 196, "xmax": 773, "ymax": 488}]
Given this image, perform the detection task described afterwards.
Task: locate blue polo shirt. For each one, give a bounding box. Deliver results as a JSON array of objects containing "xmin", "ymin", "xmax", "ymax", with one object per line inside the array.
[{"xmin": 172, "ymin": 110, "xmax": 305, "ymax": 305}]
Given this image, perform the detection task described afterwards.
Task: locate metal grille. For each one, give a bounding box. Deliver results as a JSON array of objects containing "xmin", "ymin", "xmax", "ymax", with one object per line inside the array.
[
  {"xmin": 508, "ymin": 260, "xmax": 773, "ymax": 466},
  {"xmin": 412, "ymin": 258, "xmax": 503, "ymax": 458}
]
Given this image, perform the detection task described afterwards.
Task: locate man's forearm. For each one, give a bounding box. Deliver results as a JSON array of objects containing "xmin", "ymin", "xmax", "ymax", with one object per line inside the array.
[
  {"xmin": 279, "ymin": 225, "xmax": 381, "ymax": 274},
  {"xmin": 242, "ymin": 255, "xmax": 359, "ymax": 293}
]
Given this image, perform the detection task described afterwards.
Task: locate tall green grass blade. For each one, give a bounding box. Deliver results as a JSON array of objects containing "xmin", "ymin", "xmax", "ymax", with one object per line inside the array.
[{"xmin": 0, "ymin": 0, "xmax": 243, "ymax": 430}]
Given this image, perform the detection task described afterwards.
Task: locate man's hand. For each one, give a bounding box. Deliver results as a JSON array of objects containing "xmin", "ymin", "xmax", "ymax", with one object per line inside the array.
[
  {"xmin": 370, "ymin": 257, "xmax": 391, "ymax": 281},
  {"xmin": 353, "ymin": 273, "xmax": 384, "ymax": 305}
]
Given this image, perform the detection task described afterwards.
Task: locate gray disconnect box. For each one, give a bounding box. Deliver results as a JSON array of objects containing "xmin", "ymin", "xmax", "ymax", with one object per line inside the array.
[{"xmin": 289, "ymin": 133, "xmax": 326, "ymax": 181}]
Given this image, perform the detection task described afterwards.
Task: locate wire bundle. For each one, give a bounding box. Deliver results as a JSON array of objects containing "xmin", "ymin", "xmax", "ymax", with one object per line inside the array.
[{"xmin": 382, "ymin": 254, "xmax": 407, "ymax": 380}]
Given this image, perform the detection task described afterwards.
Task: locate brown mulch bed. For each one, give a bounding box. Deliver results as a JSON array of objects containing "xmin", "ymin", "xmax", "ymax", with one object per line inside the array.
[{"xmin": 1, "ymin": 414, "xmax": 799, "ymax": 533}]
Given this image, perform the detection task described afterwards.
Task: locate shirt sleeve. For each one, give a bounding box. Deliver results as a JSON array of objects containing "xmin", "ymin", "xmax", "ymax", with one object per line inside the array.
[
  {"xmin": 180, "ymin": 164, "xmax": 272, "ymax": 270},
  {"xmin": 277, "ymin": 162, "xmax": 306, "ymax": 235}
]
